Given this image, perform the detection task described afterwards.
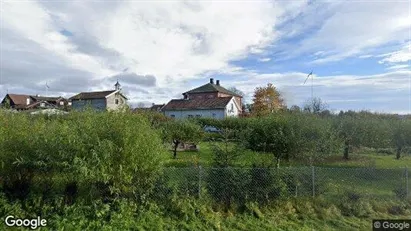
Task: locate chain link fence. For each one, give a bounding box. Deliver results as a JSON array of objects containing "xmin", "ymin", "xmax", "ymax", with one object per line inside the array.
[{"xmin": 156, "ymin": 167, "xmax": 409, "ymax": 203}]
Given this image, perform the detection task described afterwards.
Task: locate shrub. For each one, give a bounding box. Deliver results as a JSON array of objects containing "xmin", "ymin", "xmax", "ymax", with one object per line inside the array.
[
  {"xmin": 0, "ymin": 110, "xmax": 168, "ymax": 204},
  {"xmin": 247, "ymin": 167, "xmax": 287, "ymax": 204}
]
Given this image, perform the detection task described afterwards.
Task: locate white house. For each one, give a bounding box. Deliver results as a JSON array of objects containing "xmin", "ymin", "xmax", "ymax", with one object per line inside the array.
[{"xmin": 162, "ymin": 78, "xmax": 242, "ymax": 119}]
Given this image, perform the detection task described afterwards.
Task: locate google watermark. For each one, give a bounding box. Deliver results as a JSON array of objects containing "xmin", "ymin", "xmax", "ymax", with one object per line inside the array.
[
  {"xmin": 4, "ymin": 216, "xmax": 47, "ymax": 230},
  {"xmin": 373, "ymin": 220, "xmax": 411, "ymax": 231}
]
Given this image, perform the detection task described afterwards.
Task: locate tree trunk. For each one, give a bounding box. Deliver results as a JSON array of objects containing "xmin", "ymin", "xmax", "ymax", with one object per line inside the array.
[
  {"xmin": 396, "ymin": 146, "xmax": 402, "ymax": 160},
  {"xmin": 173, "ymin": 140, "xmax": 179, "ymax": 159},
  {"xmin": 343, "ymin": 140, "xmax": 349, "ymax": 160},
  {"xmin": 276, "ymin": 156, "xmax": 280, "ymax": 169}
]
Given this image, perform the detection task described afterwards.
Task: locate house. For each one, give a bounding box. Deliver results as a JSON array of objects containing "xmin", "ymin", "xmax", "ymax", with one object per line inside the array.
[
  {"xmin": 69, "ymin": 81, "xmax": 128, "ymax": 111},
  {"xmin": 150, "ymin": 103, "xmax": 165, "ymax": 112},
  {"xmin": 162, "ymin": 78, "xmax": 243, "ymax": 119},
  {"xmin": 1, "ymin": 94, "xmax": 69, "ymax": 110}
]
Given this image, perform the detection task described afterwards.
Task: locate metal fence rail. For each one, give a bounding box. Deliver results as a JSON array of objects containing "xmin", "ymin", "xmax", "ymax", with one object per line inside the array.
[{"xmin": 158, "ymin": 167, "xmax": 409, "ymax": 202}]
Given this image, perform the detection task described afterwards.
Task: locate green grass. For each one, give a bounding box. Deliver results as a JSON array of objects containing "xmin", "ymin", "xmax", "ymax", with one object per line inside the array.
[
  {"xmin": 164, "ymin": 141, "xmax": 411, "ymax": 169},
  {"xmin": 164, "ymin": 141, "xmax": 274, "ymax": 167},
  {"xmin": 163, "ymin": 142, "xmax": 411, "ymax": 201}
]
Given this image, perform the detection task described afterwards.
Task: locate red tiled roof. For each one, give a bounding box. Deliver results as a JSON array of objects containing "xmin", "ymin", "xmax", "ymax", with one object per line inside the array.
[{"xmin": 162, "ymin": 97, "xmax": 233, "ymax": 111}]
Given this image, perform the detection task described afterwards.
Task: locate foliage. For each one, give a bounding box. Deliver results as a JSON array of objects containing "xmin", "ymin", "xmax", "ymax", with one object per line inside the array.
[
  {"xmin": 0, "ymin": 110, "xmax": 167, "ymax": 204},
  {"xmin": 303, "ymin": 97, "xmax": 328, "ymax": 114},
  {"xmin": 251, "ymin": 83, "xmax": 284, "ymax": 116},
  {"xmin": 390, "ymin": 119, "xmax": 411, "ymax": 159},
  {"xmin": 242, "ymin": 113, "xmax": 338, "ymax": 167},
  {"xmin": 227, "ymin": 87, "xmax": 245, "ymax": 97},
  {"xmin": 160, "ymin": 120, "xmax": 204, "ymax": 158}
]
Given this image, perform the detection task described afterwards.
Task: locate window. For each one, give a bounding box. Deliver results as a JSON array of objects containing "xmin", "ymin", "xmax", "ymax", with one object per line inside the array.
[
  {"xmin": 60, "ymin": 101, "xmax": 64, "ymax": 106},
  {"xmin": 115, "ymin": 99, "xmax": 119, "ymax": 105},
  {"xmin": 188, "ymin": 115, "xmax": 194, "ymax": 118},
  {"xmin": 40, "ymin": 102, "xmax": 45, "ymax": 107},
  {"xmin": 231, "ymin": 104, "xmax": 234, "ymax": 112},
  {"xmin": 196, "ymin": 115, "xmax": 201, "ymax": 118},
  {"xmin": 68, "ymin": 102, "xmax": 72, "ymax": 106},
  {"xmin": 170, "ymin": 115, "xmax": 175, "ymax": 118}
]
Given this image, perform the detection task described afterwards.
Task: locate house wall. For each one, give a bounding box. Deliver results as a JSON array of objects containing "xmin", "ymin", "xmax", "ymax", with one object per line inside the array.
[
  {"xmin": 164, "ymin": 109, "xmax": 226, "ymax": 119},
  {"xmin": 106, "ymin": 93, "xmax": 127, "ymax": 111},
  {"xmin": 225, "ymin": 97, "xmax": 241, "ymax": 117},
  {"xmin": 217, "ymin": 93, "xmax": 242, "ymax": 111},
  {"xmin": 187, "ymin": 92, "xmax": 218, "ymax": 100},
  {"xmin": 72, "ymin": 98, "xmax": 107, "ymax": 111}
]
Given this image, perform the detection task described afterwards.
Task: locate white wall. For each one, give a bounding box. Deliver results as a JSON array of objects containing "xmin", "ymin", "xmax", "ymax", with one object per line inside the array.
[
  {"xmin": 164, "ymin": 109, "xmax": 225, "ymax": 119},
  {"xmin": 225, "ymin": 97, "xmax": 240, "ymax": 117},
  {"xmin": 106, "ymin": 92, "xmax": 127, "ymax": 111}
]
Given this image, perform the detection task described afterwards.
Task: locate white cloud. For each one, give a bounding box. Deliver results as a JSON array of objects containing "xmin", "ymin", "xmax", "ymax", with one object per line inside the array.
[
  {"xmin": 1, "ymin": 0, "xmax": 305, "ymax": 103},
  {"xmin": 379, "ymin": 43, "xmax": 411, "ymax": 64},
  {"xmin": 358, "ymin": 55, "xmax": 372, "ymax": 59},
  {"xmin": 225, "ymin": 70, "xmax": 411, "ymax": 114},
  {"xmin": 258, "ymin": 58, "xmax": 271, "ymax": 62},
  {"xmin": 292, "ymin": 1, "xmax": 410, "ymax": 63},
  {"xmin": 386, "ymin": 64, "xmax": 410, "ymax": 70}
]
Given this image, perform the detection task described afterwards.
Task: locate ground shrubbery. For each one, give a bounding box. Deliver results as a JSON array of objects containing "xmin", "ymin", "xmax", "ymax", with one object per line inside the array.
[
  {"xmin": 1, "ymin": 109, "xmax": 410, "ymax": 230},
  {"xmin": 0, "ymin": 110, "xmax": 168, "ymax": 205}
]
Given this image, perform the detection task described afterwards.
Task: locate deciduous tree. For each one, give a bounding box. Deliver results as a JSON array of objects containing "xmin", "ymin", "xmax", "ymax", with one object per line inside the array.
[{"xmin": 252, "ymin": 83, "xmax": 284, "ymax": 116}]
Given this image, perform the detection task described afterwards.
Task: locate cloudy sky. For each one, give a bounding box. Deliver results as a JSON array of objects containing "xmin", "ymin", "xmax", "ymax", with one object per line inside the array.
[{"xmin": 0, "ymin": 0, "xmax": 410, "ymax": 114}]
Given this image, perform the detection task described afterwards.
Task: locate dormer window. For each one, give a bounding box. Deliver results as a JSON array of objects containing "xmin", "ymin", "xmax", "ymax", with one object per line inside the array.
[{"xmin": 26, "ymin": 98, "xmax": 31, "ymax": 105}]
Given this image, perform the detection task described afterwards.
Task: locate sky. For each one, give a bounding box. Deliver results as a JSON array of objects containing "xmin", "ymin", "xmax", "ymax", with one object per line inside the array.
[{"xmin": 0, "ymin": 0, "xmax": 410, "ymax": 114}]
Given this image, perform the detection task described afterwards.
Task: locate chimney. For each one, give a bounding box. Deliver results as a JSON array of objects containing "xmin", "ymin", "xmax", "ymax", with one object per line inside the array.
[
  {"xmin": 210, "ymin": 78, "xmax": 214, "ymax": 84},
  {"xmin": 216, "ymin": 80, "xmax": 220, "ymax": 86}
]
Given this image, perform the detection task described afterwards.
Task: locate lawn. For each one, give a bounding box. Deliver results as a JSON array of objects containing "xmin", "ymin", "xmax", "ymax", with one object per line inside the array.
[{"xmin": 164, "ymin": 141, "xmax": 411, "ymax": 169}]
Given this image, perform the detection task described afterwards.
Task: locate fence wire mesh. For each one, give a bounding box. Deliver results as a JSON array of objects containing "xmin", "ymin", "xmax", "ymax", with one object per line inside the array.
[{"xmin": 158, "ymin": 167, "xmax": 409, "ymax": 203}]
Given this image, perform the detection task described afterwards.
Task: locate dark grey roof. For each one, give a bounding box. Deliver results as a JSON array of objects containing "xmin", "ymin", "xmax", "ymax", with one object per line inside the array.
[
  {"xmin": 183, "ymin": 83, "xmax": 242, "ymax": 97},
  {"xmin": 163, "ymin": 97, "xmax": 233, "ymax": 111},
  {"xmin": 69, "ymin": 90, "xmax": 116, "ymax": 100}
]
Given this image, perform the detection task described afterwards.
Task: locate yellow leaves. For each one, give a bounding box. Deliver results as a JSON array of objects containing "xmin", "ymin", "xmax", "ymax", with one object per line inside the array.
[{"xmin": 252, "ymin": 83, "xmax": 284, "ymax": 117}]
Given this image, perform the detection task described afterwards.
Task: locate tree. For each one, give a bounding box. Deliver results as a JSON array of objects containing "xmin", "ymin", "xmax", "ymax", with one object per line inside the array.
[
  {"xmin": 252, "ymin": 83, "xmax": 284, "ymax": 116},
  {"xmin": 289, "ymin": 105, "xmax": 301, "ymax": 113},
  {"xmin": 303, "ymin": 97, "xmax": 328, "ymax": 114},
  {"xmin": 136, "ymin": 102, "xmax": 146, "ymax": 108},
  {"xmin": 2, "ymin": 98, "xmax": 11, "ymax": 109},
  {"xmin": 161, "ymin": 120, "xmax": 204, "ymax": 159},
  {"xmin": 227, "ymin": 87, "xmax": 245, "ymax": 97},
  {"xmin": 391, "ymin": 119, "xmax": 411, "ymax": 159}
]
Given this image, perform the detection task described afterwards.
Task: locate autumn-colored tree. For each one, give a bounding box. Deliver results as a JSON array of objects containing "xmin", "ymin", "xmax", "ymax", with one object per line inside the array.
[{"xmin": 251, "ymin": 83, "xmax": 284, "ymax": 116}]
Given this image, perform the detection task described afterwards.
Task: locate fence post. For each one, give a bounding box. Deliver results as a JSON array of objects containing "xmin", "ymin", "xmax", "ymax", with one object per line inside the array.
[
  {"xmin": 312, "ymin": 166, "xmax": 315, "ymax": 198},
  {"xmin": 406, "ymin": 167, "xmax": 409, "ymax": 200},
  {"xmin": 198, "ymin": 165, "xmax": 202, "ymax": 199}
]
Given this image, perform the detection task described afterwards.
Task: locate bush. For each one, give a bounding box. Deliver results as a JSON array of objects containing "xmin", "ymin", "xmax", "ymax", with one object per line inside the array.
[
  {"xmin": 247, "ymin": 167, "xmax": 287, "ymax": 204},
  {"xmin": 205, "ymin": 168, "xmax": 248, "ymax": 208},
  {"xmin": 0, "ymin": 110, "xmax": 168, "ymax": 204}
]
